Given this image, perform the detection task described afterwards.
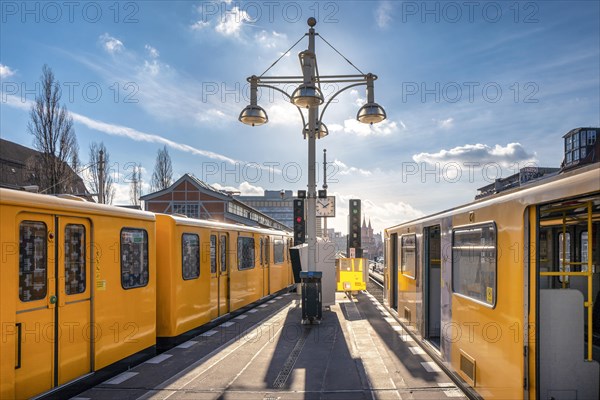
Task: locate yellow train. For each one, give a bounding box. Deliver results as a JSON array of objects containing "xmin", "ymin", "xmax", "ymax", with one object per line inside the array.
[
  {"xmin": 0, "ymin": 189, "xmax": 293, "ymax": 399},
  {"xmin": 383, "ymin": 163, "xmax": 599, "ymax": 399}
]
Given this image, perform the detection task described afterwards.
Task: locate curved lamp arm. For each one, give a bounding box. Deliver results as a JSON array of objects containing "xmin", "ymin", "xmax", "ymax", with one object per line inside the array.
[{"xmin": 318, "ymin": 82, "xmax": 366, "ymax": 122}]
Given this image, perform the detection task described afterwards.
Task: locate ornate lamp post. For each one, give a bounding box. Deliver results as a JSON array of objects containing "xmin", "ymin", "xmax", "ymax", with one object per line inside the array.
[{"xmin": 239, "ymin": 18, "xmax": 386, "ymax": 276}]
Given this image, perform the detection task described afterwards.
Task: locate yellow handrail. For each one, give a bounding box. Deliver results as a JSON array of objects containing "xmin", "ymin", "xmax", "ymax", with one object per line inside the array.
[{"xmin": 541, "ymin": 201, "xmax": 594, "ymax": 361}]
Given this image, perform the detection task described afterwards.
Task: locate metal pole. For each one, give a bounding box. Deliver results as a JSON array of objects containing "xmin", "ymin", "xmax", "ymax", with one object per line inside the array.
[
  {"xmin": 306, "ymin": 23, "xmax": 317, "ymax": 271},
  {"xmin": 323, "ymin": 149, "xmax": 328, "ymax": 239}
]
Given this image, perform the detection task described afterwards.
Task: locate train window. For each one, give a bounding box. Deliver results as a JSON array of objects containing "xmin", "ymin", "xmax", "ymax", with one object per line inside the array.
[
  {"xmin": 210, "ymin": 235, "xmax": 217, "ymax": 274},
  {"xmin": 220, "ymin": 235, "xmax": 227, "ymax": 273},
  {"xmin": 274, "ymin": 239, "xmax": 284, "ymax": 264},
  {"xmin": 238, "ymin": 237, "xmax": 255, "ymax": 270},
  {"xmin": 581, "ymin": 231, "xmax": 588, "ymax": 272},
  {"xmin": 120, "ymin": 228, "xmax": 149, "ymax": 289},
  {"xmin": 64, "ymin": 224, "xmax": 86, "ymax": 295},
  {"xmin": 19, "ymin": 221, "xmax": 48, "ymax": 302},
  {"xmin": 558, "ymin": 232, "xmax": 571, "ymax": 283},
  {"xmin": 452, "ymin": 223, "xmax": 497, "ymax": 307},
  {"xmin": 182, "ymin": 233, "xmax": 200, "ymax": 280},
  {"xmin": 259, "ymin": 238, "xmax": 264, "ymax": 266},
  {"xmin": 400, "ymin": 234, "xmax": 417, "ymax": 279}
]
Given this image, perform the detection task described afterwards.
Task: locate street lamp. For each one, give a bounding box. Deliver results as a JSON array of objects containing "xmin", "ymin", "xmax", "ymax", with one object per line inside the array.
[{"xmin": 239, "ymin": 17, "xmax": 385, "ymax": 280}]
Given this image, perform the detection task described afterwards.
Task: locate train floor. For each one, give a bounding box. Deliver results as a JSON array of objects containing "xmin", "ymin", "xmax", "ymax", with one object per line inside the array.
[{"xmin": 72, "ymin": 291, "xmax": 467, "ymax": 400}]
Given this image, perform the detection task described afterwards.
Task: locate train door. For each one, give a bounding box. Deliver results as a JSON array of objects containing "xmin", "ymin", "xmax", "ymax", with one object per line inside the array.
[
  {"xmin": 535, "ymin": 196, "xmax": 599, "ymax": 399},
  {"xmin": 209, "ymin": 234, "xmax": 218, "ymax": 318},
  {"xmin": 218, "ymin": 233, "xmax": 230, "ymax": 316},
  {"xmin": 390, "ymin": 233, "xmax": 398, "ymax": 310},
  {"xmin": 424, "ymin": 225, "xmax": 441, "ymax": 348},
  {"xmin": 262, "ymin": 236, "xmax": 270, "ymax": 296},
  {"xmin": 15, "ymin": 214, "xmax": 92, "ymax": 399}
]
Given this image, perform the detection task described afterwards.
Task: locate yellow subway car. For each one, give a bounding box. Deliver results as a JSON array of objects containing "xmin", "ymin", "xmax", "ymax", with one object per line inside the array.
[
  {"xmin": 0, "ymin": 189, "xmax": 156, "ymax": 400},
  {"xmin": 154, "ymin": 214, "xmax": 293, "ymax": 342},
  {"xmin": 384, "ymin": 163, "xmax": 599, "ymax": 399}
]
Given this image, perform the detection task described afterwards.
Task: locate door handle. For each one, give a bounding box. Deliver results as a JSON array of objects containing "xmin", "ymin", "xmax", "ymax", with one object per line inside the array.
[{"xmin": 15, "ymin": 323, "xmax": 22, "ymax": 369}]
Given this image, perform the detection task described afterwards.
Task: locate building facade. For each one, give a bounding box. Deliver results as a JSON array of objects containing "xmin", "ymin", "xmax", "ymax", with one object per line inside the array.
[
  {"xmin": 141, "ymin": 174, "xmax": 290, "ymax": 231},
  {"xmin": 361, "ymin": 217, "xmax": 383, "ymax": 260},
  {"xmin": 0, "ymin": 138, "xmax": 91, "ymax": 199},
  {"xmin": 235, "ymin": 189, "xmax": 322, "ymax": 235}
]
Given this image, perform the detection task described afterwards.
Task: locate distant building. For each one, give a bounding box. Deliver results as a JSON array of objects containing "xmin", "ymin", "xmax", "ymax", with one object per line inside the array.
[
  {"xmin": 361, "ymin": 217, "xmax": 383, "ymax": 260},
  {"xmin": 235, "ymin": 189, "xmax": 322, "ymax": 234},
  {"xmin": 235, "ymin": 190, "xmax": 295, "ymax": 229},
  {"xmin": 141, "ymin": 174, "xmax": 290, "ymax": 231},
  {"xmin": 475, "ymin": 167, "xmax": 560, "ymax": 199},
  {"xmin": 476, "ymin": 127, "xmax": 598, "ymax": 200},
  {"xmin": 0, "ymin": 138, "xmax": 91, "ymax": 199},
  {"xmin": 561, "ymin": 127, "xmax": 599, "ymax": 171},
  {"xmin": 327, "ymin": 228, "xmax": 348, "ymax": 256}
]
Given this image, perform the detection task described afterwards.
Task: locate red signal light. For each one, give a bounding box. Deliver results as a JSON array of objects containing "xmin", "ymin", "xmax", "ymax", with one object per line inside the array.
[{"xmin": 296, "ymin": 217, "xmax": 303, "ymax": 223}]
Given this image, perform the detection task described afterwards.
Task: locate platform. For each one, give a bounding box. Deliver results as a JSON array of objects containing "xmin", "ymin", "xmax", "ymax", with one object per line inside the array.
[{"xmin": 72, "ymin": 291, "xmax": 466, "ymax": 400}]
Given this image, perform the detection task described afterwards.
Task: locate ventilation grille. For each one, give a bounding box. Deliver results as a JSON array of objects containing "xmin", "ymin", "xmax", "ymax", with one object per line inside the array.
[
  {"xmin": 459, "ymin": 350, "xmax": 476, "ymax": 386},
  {"xmin": 404, "ymin": 307, "xmax": 411, "ymax": 322}
]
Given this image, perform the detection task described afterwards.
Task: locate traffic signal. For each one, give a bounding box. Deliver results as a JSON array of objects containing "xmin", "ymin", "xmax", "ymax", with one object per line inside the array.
[
  {"xmin": 293, "ymin": 199, "xmax": 305, "ymax": 245},
  {"xmin": 348, "ymin": 199, "xmax": 361, "ymax": 254}
]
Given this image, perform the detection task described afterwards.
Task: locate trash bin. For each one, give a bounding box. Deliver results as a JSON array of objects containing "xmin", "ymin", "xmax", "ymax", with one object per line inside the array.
[{"xmin": 299, "ymin": 271, "xmax": 322, "ymax": 324}]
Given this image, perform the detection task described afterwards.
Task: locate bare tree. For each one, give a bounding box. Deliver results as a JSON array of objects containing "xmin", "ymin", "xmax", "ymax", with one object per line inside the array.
[
  {"xmin": 130, "ymin": 164, "xmax": 143, "ymax": 206},
  {"xmin": 27, "ymin": 65, "xmax": 79, "ymax": 194},
  {"xmin": 151, "ymin": 145, "xmax": 173, "ymax": 192},
  {"xmin": 87, "ymin": 142, "xmax": 115, "ymax": 204}
]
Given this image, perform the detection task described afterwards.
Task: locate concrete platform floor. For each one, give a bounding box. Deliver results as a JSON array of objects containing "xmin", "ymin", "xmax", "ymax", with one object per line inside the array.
[{"xmin": 73, "ymin": 291, "xmax": 466, "ymax": 400}]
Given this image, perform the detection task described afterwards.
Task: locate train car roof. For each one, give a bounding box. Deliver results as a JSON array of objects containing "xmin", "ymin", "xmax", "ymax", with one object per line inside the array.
[
  {"xmin": 0, "ymin": 188, "xmax": 156, "ymax": 221},
  {"xmin": 385, "ymin": 162, "xmax": 600, "ymax": 232},
  {"xmin": 157, "ymin": 213, "xmax": 291, "ymax": 237}
]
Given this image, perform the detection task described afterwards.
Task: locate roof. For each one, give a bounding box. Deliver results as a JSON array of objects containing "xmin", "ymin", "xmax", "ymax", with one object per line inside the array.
[
  {"xmin": 0, "ymin": 138, "xmax": 38, "ymax": 166},
  {"xmin": 140, "ymin": 173, "xmax": 230, "ymax": 201},
  {"xmin": 562, "ymin": 127, "xmax": 599, "ymax": 138}
]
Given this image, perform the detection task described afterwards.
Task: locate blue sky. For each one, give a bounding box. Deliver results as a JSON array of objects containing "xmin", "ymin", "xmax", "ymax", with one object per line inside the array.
[{"xmin": 1, "ymin": 1, "xmax": 599, "ymax": 234}]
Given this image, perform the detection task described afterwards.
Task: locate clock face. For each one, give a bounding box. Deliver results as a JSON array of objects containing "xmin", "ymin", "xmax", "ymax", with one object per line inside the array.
[{"xmin": 316, "ymin": 196, "xmax": 335, "ymax": 217}]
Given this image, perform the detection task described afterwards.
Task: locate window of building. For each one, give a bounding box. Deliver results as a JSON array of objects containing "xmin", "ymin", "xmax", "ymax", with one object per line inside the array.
[
  {"xmin": 19, "ymin": 221, "xmax": 47, "ymax": 302},
  {"xmin": 588, "ymin": 130, "xmax": 597, "ymax": 145},
  {"xmin": 173, "ymin": 203, "xmax": 199, "ymax": 218},
  {"xmin": 182, "ymin": 233, "xmax": 200, "ymax": 280},
  {"xmin": 400, "ymin": 234, "xmax": 417, "ymax": 278},
  {"xmin": 121, "ymin": 228, "xmax": 149, "ymax": 289},
  {"xmin": 452, "ymin": 222, "xmax": 497, "ymax": 306},
  {"xmin": 64, "ymin": 224, "xmax": 86, "ymax": 295},
  {"xmin": 238, "ymin": 237, "xmax": 255, "ymax": 270}
]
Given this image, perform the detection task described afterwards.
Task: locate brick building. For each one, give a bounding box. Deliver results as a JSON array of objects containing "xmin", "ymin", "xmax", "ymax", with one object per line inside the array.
[{"xmin": 140, "ymin": 173, "xmax": 290, "ymax": 231}]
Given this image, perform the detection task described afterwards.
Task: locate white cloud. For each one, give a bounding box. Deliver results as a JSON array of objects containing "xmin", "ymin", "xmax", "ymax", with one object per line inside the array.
[
  {"xmin": 191, "ymin": 20, "xmax": 211, "ymax": 30},
  {"xmin": 0, "ymin": 64, "xmax": 16, "ymax": 78},
  {"xmin": 254, "ymin": 30, "xmax": 288, "ymax": 49},
  {"xmin": 435, "ymin": 117, "xmax": 454, "ymax": 129},
  {"xmin": 330, "ymin": 118, "xmax": 399, "ymax": 137},
  {"xmin": 375, "ymin": 1, "xmax": 393, "ymax": 28},
  {"xmin": 143, "ymin": 60, "xmax": 160, "ymax": 76},
  {"xmin": 144, "ymin": 44, "xmax": 159, "ymax": 58},
  {"xmin": 334, "ymin": 159, "xmax": 372, "ymax": 176},
  {"xmin": 265, "ymin": 103, "xmax": 304, "ymax": 126},
  {"xmin": 350, "ymin": 89, "xmax": 366, "ymax": 107},
  {"xmin": 413, "ymin": 143, "xmax": 537, "ymax": 168},
  {"xmin": 212, "ymin": 181, "xmax": 264, "ymax": 196},
  {"xmin": 215, "ymin": 6, "xmax": 250, "ymax": 37},
  {"xmin": 99, "ymin": 33, "xmax": 124, "ymax": 54}
]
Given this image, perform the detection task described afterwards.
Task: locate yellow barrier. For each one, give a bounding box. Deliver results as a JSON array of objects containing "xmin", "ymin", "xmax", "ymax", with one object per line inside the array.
[{"xmin": 336, "ymin": 258, "xmax": 367, "ymax": 292}]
